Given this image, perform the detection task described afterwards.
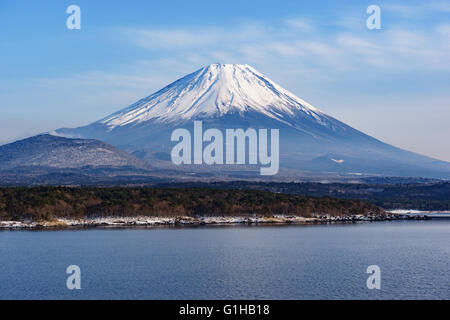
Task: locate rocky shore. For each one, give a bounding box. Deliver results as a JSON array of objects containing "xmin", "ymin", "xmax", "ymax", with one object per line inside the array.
[{"xmin": 0, "ymin": 213, "xmax": 431, "ymax": 229}]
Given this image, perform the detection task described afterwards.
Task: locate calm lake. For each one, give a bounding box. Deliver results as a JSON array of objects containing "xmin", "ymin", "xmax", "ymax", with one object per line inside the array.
[{"xmin": 1, "ymin": 219, "xmax": 449, "ymax": 300}]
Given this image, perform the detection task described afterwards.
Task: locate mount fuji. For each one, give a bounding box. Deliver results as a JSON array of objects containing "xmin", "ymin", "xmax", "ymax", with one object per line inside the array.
[{"xmin": 54, "ymin": 64, "xmax": 450, "ymax": 179}]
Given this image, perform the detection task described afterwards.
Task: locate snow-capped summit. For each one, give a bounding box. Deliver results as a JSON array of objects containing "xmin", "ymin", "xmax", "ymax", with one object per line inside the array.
[
  {"xmin": 99, "ymin": 63, "xmax": 326, "ymax": 129},
  {"xmin": 54, "ymin": 64, "xmax": 450, "ymax": 179}
]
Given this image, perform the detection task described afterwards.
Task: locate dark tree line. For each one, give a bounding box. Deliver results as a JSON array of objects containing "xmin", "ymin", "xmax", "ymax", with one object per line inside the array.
[
  {"xmin": 0, "ymin": 187, "xmax": 384, "ymax": 221},
  {"xmin": 154, "ymin": 181, "xmax": 450, "ymax": 211}
]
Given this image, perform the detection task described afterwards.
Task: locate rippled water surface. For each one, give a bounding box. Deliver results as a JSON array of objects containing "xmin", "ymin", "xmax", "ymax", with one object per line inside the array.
[{"xmin": 1, "ymin": 220, "xmax": 449, "ymax": 299}]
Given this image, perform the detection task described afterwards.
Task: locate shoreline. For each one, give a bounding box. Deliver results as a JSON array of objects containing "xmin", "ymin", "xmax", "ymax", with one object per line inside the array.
[
  {"xmin": 0, "ymin": 213, "xmax": 432, "ymax": 230},
  {"xmin": 387, "ymin": 209, "xmax": 450, "ymax": 214}
]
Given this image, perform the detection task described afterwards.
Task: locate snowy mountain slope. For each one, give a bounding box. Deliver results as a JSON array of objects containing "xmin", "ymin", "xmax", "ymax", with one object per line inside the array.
[
  {"xmin": 56, "ymin": 64, "xmax": 372, "ymax": 146},
  {"xmin": 99, "ymin": 64, "xmax": 326, "ymax": 127},
  {"xmin": 54, "ymin": 64, "xmax": 450, "ymax": 179}
]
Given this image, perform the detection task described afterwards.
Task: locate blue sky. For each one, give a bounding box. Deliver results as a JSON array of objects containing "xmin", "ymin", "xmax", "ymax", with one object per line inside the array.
[{"xmin": 1, "ymin": 0, "xmax": 450, "ymax": 161}]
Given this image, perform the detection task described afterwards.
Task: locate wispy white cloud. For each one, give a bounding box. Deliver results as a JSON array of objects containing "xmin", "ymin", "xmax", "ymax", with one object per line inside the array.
[
  {"xmin": 382, "ymin": 0, "xmax": 450, "ymax": 18},
  {"xmin": 122, "ymin": 23, "xmax": 267, "ymax": 50},
  {"xmin": 119, "ymin": 16, "xmax": 450, "ymax": 76},
  {"xmin": 430, "ymin": 1, "xmax": 450, "ymax": 12},
  {"xmin": 284, "ymin": 17, "xmax": 315, "ymax": 32},
  {"xmin": 436, "ymin": 23, "xmax": 450, "ymax": 38}
]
